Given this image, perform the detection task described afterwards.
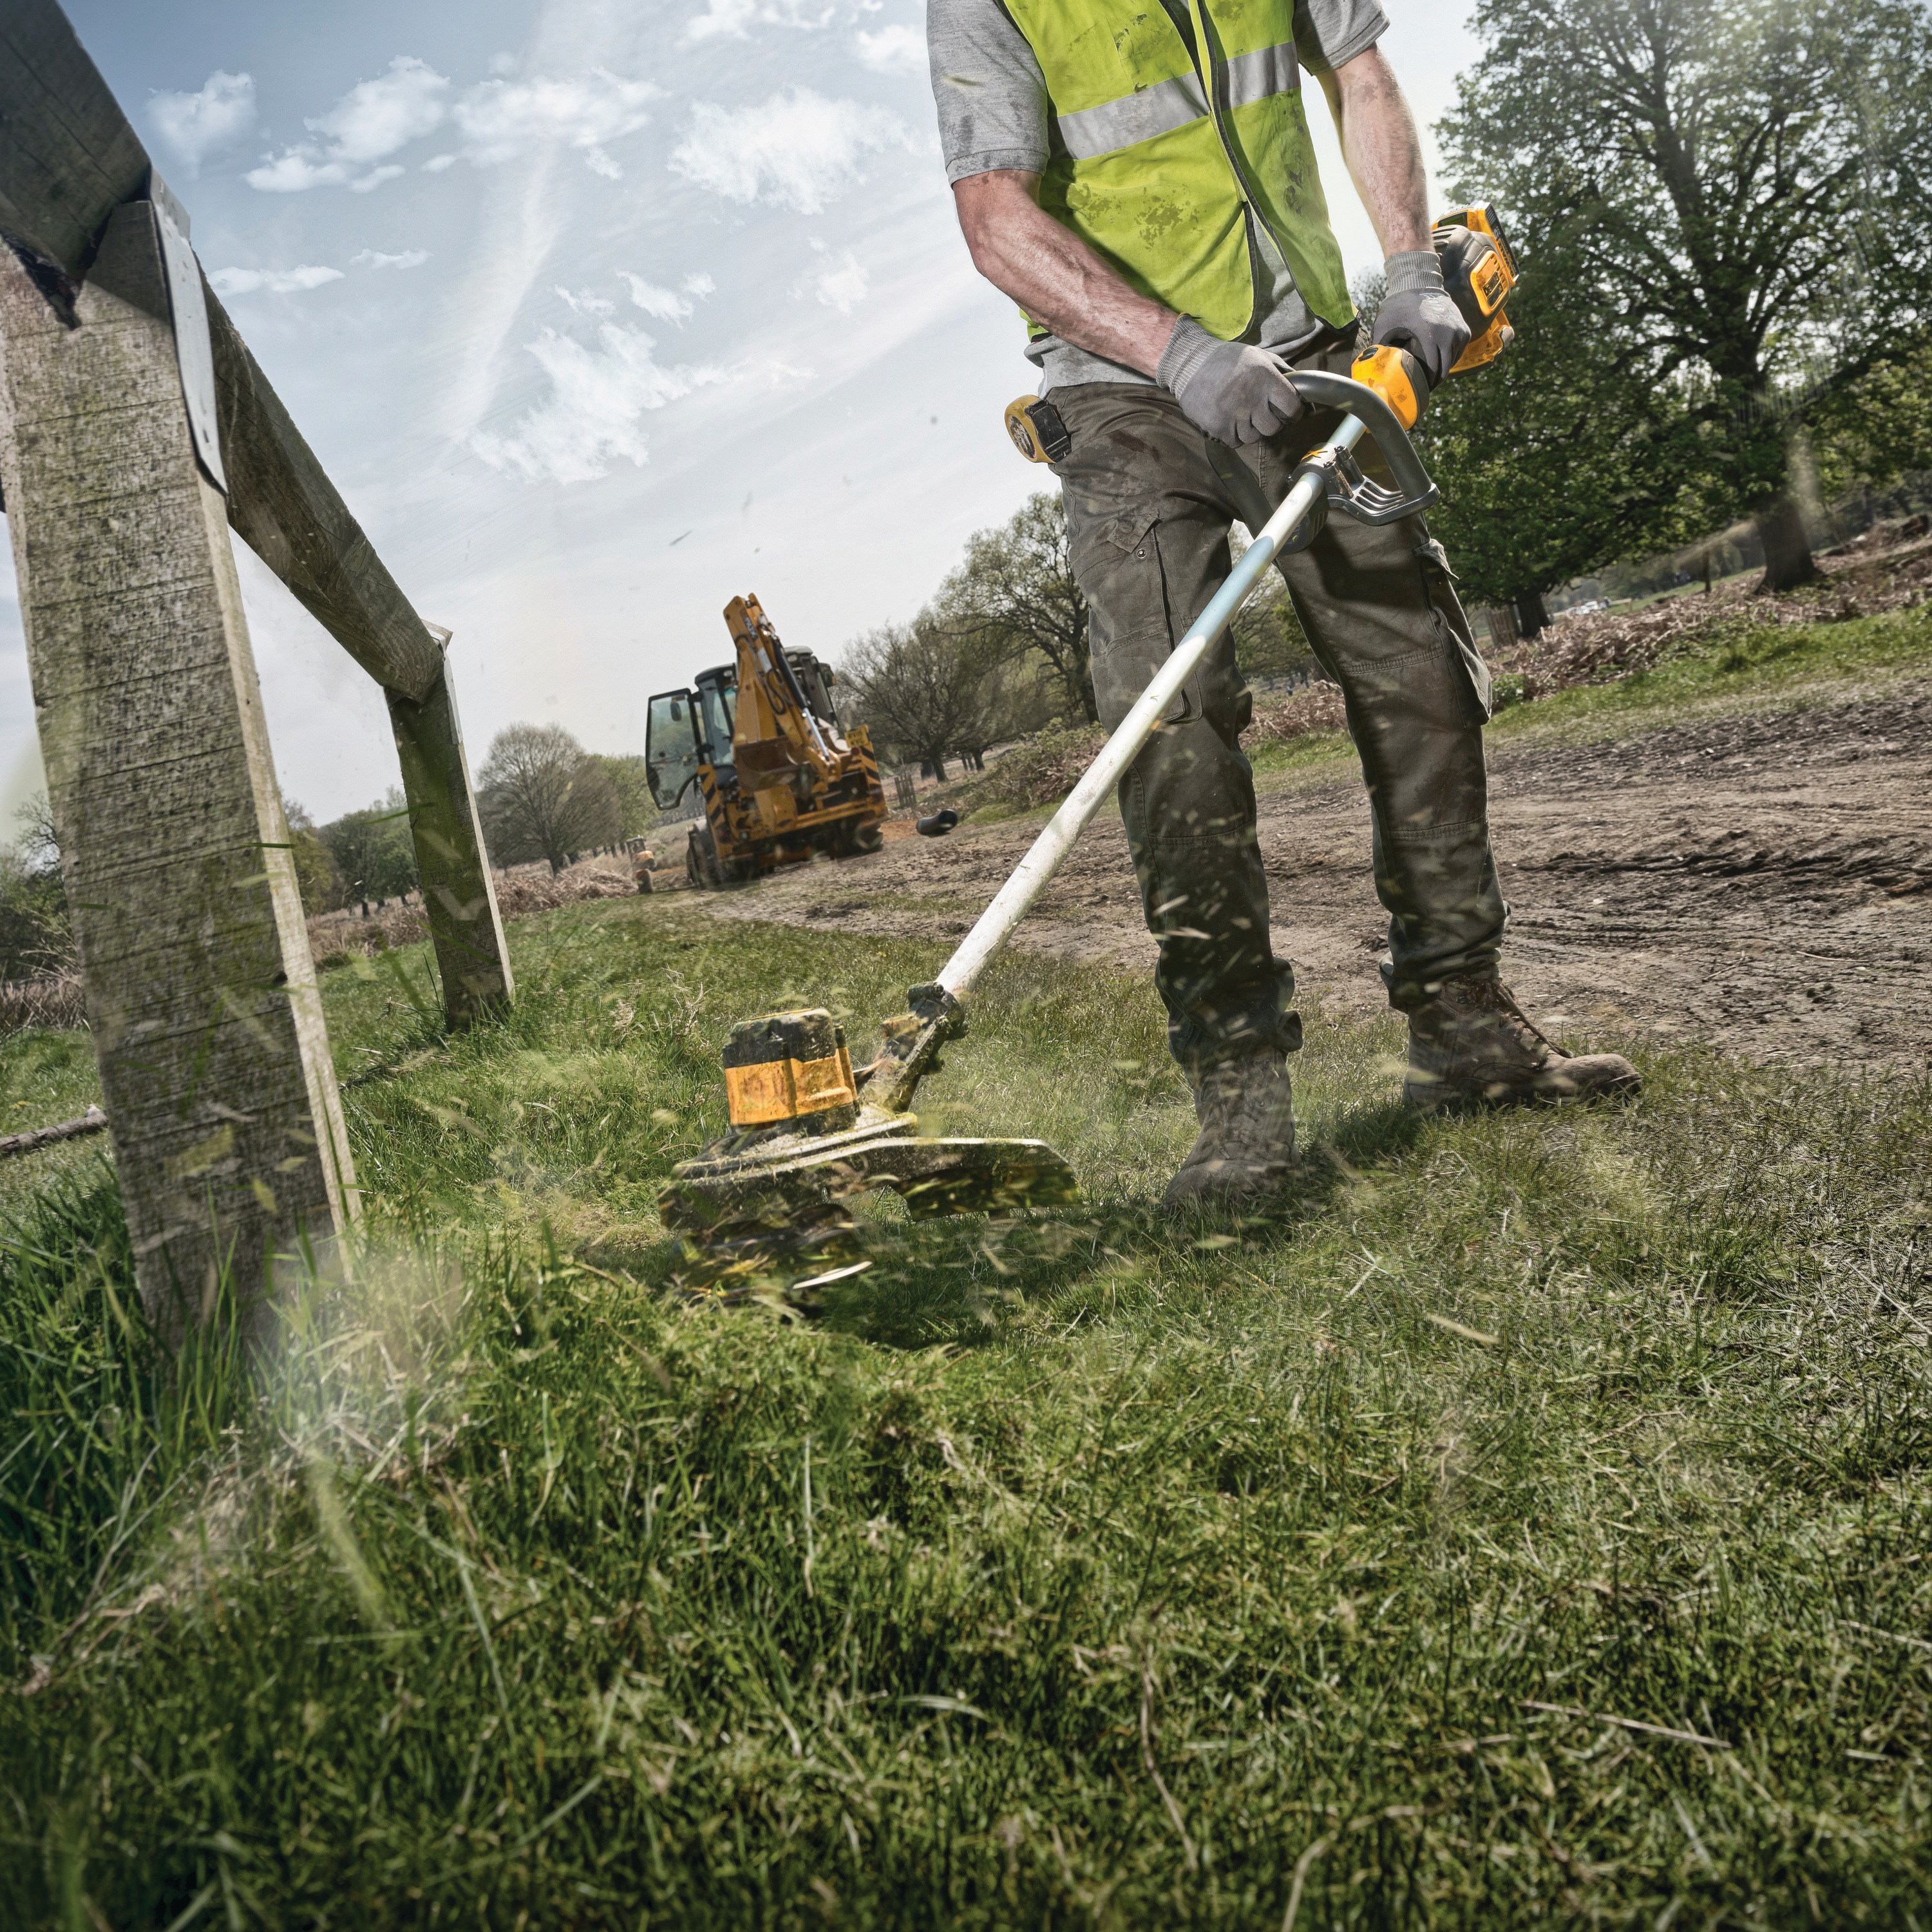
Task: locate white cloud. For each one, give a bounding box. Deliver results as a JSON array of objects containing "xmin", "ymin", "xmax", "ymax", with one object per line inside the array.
[
  {"xmin": 247, "ymin": 55, "xmax": 450, "ymax": 192},
  {"xmin": 856, "ymin": 24, "xmax": 925, "ymax": 76},
  {"xmin": 247, "ymin": 58, "xmax": 660, "ymax": 193},
  {"xmin": 354, "ymin": 249, "xmax": 431, "ymax": 269},
  {"xmin": 452, "ymin": 70, "xmax": 663, "ymax": 178},
  {"xmin": 671, "ymin": 89, "xmax": 916, "ymax": 214},
  {"xmin": 314, "ymin": 55, "xmax": 450, "ymax": 161},
  {"xmin": 471, "ymin": 325, "xmax": 726, "ymax": 486},
  {"xmin": 207, "ymin": 264, "xmax": 345, "ymax": 296},
  {"xmin": 804, "ymin": 246, "xmax": 868, "ymax": 314},
  {"xmin": 623, "ymin": 275, "xmax": 692, "ymax": 322},
  {"xmin": 680, "ymin": 1, "xmax": 835, "ymax": 47},
  {"xmin": 683, "ymin": 272, "xmax": 717, "ymax": 298},
  {"xmin": 558, "ymin": 285, "xmax": 617, "ymax": 316},
  {"xmin": 147, "ymin": 71, "xmax": 256, "ymax": 176}
]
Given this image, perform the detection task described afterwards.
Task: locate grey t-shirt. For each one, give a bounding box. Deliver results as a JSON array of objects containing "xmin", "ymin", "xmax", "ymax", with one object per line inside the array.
[{"xmin": 929, "ymin": 0, "xmax": 1387, "ymax": 392}]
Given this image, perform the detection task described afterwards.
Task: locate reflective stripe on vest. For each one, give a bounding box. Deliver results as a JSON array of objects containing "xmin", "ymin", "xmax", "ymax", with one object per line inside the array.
[
  {"xmin": 1055, "ymin": 41, "xmax": 1297, "ymax": 158},
  {"xmin": 1003, "ymin": 0, "xmax": 1353, "ymax": 342},
  {"xmin": 1224, "ymin": 39, "xmax": 1298, "ymax": 111},
  {"xmin": 1057, "ymin": 71, "xmax": 1209, "ymax": 160}
]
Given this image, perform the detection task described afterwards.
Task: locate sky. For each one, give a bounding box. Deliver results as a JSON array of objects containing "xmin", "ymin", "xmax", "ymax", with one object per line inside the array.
[{"xmin": 0, "ymin": 0, "xmax": 1483, "ymax": 826}]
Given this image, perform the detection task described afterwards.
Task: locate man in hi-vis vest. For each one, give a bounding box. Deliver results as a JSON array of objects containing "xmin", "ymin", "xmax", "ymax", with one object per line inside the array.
[{"xmin": 929, "ymin": 0, "xmax": 1638, "ymax": 1208}]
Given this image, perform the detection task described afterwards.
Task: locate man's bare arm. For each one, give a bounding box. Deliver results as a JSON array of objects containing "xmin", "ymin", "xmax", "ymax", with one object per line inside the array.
[
  {"xmin": 1318, "ymin": 47, "xmax": 1432, "ymax": 257},
  {"xmin": 951, "ymin": 170, "xmax": 1179, "ymax": 376}
]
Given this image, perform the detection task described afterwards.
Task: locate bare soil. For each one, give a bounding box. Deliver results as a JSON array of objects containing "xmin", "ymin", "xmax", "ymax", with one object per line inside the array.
[{"xmin": 707, "ymin": 679, "xmax": 1932, "ymax": 1070}]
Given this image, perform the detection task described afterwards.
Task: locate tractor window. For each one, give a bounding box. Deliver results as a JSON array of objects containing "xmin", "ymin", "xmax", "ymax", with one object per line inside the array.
[
  {"xmin": 788, "ymin": 652, "xmax": 839, "ymax": 726},
  {"xmin": 645, "ymin": 690, "xmax": 702, "ymax": 808},
  {"xmin": 696, "ymin": 676, "xmax": 736, "ymax": 766}
]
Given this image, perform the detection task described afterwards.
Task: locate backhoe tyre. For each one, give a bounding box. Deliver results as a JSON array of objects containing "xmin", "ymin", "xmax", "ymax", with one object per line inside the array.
[
  {"xmin": 687, "ymin": 825, "xmax": 727, "ymax": 890},
  {"xmin": 828, "ymin": 819, "xmax": 885, "ymax": 860}
]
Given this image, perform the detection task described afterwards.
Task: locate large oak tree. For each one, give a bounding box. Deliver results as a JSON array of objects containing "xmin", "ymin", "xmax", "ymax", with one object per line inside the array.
[
  {"xmin": 1436, "ymin": 0, "xmax": 1932, "ymax": 601},
  {"xmin": 477, "ymin": 724, "xmax": 622, "ymax": 875},
  {"xmin": 931, "ymin": 493, "xmax": 1097, "ymax": 724}
]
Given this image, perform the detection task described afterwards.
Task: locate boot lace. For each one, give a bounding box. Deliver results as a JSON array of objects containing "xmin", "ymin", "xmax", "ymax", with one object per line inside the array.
[{"xmin": 1444, "ymin": 976, "xmax": 1562, "ymax": 1058}]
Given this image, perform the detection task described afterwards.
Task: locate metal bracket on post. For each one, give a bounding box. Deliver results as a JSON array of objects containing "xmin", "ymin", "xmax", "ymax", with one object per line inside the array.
[{"xmin": 146, "ymin": 171, "xmax": 227, "ymax": 495}]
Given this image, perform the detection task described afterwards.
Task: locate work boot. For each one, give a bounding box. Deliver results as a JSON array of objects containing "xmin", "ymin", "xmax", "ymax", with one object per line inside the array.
[
  {"xmin": 1404, "ymin": 975, "xmax": 1641, "ymax": 1109},
  {"xmin": 1162, "ymin": 1047, "xmax": 1299, "ymax": 1210}
]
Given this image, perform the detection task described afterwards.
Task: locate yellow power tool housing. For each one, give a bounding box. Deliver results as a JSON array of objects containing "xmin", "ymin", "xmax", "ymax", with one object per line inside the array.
[{"xmin": 1351, "ymin": 202, "xmax": 1520, "ymax": 429}]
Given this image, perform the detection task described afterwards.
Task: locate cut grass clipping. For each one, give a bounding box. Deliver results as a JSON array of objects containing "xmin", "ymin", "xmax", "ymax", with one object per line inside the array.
[{"xmin": 1, "ymin": 601, "xmax": 1929, "ymax": 1926}]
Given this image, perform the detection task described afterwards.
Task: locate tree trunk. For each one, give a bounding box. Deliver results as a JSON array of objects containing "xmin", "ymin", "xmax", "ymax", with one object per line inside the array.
[
  {"xmin": 1754, "ymin": 494, "xmax": 1819, "ymax": 592},
  {"xmin": 1513, "ymin": 589, "xmax": 1550, "ymax": 638}
]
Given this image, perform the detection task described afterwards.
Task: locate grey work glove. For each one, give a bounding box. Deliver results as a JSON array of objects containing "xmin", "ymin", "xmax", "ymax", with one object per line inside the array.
[
  {"xmin": 1158, "ymin": 317, "xmax": 1305, "ymax": 446},
  {"xmin": 1372, "ymin": 250, "xmax": 1472, "ymax": 386}
]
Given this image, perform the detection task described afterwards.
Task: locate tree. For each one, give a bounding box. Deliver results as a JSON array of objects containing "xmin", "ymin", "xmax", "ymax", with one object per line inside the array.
[
  {"xmin": 932, "ymin": 493, "xmax": 1096, "ymax": 724},
  {"xmin": 321, "ymin": 790, "xmax": 418, "ymax": 904},
  {"xmin": 1418, "ymin": 244, "xmax": 1716, "ymax": 627},
  {"xmin": 1810, "ymin": 330, "xmax": 1932, "ymax": 506},
  {"xmin": 1226, "ymin": 533, "xmax": 1322, "ymax": 681},
  {"xmin": 477, "ymin": 723, "xmax": 622, "ymax": 873},
  {"xmin": 282, "ymin": 799, "xmax": 343, "ymax": 914},
  {"xmin": 0, "ymin": 792, "xmax": 71, "ymax": 981},
  {"xmin": 592, "ymin": 754, "xmax": 657, "ymax": 840},
  {"xmin": 1439, "ymin": 0, "xmax": 1932, "ymax": 592},
  {"xmin": 838, "ymin": 621, "xmax": 1005, "ymax": 779}
]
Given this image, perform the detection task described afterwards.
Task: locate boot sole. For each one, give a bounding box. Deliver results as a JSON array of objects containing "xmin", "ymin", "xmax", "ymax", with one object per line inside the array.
[
  {"xmin": 1403, "ymin": 1071, "xmax": 1643, "ymax": 1112},
  {"xmin": 1160, "ymin": 1163, "xmax": 1302, "ymax": 1213}
]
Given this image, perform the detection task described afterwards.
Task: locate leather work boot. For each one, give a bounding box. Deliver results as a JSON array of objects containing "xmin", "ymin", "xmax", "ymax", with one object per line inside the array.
[
  {"xmin": 1404, "ymin": 976, "xmax": 1642, "ymax": 1109},
  {"xmin": 1162, "ymin": 1048, "xmax": 1300, "ymax": 1210}
]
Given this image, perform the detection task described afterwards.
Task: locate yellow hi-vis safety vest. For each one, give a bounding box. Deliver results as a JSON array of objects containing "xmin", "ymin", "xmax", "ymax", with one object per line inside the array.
[{"xmin": 1001, "ymin": 0, "xmax": 1354, "ymax": 345}]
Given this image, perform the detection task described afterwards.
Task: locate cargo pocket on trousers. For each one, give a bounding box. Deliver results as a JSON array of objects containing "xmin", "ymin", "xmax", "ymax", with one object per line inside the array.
[
  {"xmin": 1075, "ymin": 512, "xmax": 1193, "ymax": 731},
  {"xmin": 1416, "ymin": 535, "xmax": 1492, "ymax": 724}
]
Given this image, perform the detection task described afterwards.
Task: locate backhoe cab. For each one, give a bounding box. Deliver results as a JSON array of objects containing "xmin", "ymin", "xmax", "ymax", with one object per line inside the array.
[{"xmin": 646, "ymin": 593, "xmax": 888, "ymax": 888}]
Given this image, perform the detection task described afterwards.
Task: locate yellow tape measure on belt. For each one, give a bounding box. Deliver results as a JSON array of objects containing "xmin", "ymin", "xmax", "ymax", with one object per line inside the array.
[{"xmin": 1004, "ymin": 395, "xmax": 1072, "ymax": 464}]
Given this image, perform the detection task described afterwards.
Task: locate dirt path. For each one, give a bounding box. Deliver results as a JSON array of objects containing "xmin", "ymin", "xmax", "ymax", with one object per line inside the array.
[{"xmin": 705, "ymin": 681, "xmax": 1932, "ymax": 1069}]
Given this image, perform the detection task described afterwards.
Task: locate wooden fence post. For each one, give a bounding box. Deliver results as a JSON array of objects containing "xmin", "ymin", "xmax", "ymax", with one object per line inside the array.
[
  {"xmin": 388, "ymin": 642, "xmax": 514, "ymax": 1025},
  {"xmin": 0, "ymin": 202, "xmax": 354, "ymax": 1334}
]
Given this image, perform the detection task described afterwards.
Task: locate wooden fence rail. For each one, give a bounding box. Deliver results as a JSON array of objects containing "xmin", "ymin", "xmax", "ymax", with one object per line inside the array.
[{"xmin": 0, "ymin": 0, "xmax": 513, "ymax": 1334}]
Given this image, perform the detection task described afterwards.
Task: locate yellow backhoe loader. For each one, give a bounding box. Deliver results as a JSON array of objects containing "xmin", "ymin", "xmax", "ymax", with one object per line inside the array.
[{"xmin": 646, "ymin": 594, "xmax": 889, "ymax": 889}]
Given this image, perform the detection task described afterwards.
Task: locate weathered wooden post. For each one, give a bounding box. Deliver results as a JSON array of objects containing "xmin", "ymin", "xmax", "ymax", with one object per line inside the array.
[
  {"xmin": 0, "ymin": 0, "xmax": 520, "ymax": 1340},
  {"xmin": 388, "ymin": 636, "xmax": 514, "ymax": 1023},
  {"xmin": 0, "ymin": 200, "xmax": 354, "ymax": 1331}
]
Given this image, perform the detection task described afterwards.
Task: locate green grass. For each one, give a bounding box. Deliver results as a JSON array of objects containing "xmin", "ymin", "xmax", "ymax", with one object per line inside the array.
[
  {"xmin": 1, "ymin": 596, "xmax": 1930, "ymax": 1925},
  {"xmin": 2, "ymin": 883, "xmax": 1930, "ymax": 1927},
  {"xmin": 0, "ymin": 1031, "xmax": 110, "ymax": 1211}
]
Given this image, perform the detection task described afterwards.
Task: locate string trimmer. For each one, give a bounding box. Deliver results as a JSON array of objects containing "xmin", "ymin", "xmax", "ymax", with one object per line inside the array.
[{"xmin": 661, "ymin": 360, "xmax": 1448, "ymax": 1283}]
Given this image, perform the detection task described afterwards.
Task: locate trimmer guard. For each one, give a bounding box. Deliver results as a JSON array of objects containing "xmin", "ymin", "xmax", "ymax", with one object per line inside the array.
[{"xmin": 659, "ymin": 1103, "xmax": 1078, "ymax": 1281}]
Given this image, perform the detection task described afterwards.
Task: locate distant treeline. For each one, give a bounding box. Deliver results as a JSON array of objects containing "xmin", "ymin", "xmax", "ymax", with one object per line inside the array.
[
  {"xmin": 292, "ymin": 730, "xmax": 658, "ymax": 913},
  {"xmin": 835, "ymin": 491, "xmax": 1318, "ymax": 782}
]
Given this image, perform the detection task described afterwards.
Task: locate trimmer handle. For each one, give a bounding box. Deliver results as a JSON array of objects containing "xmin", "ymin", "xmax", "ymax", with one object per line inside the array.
[
  {"xmin": 1283, "ymin": 367, "xmax": 1441, "ymax": 531},
  {"xmin": 1347, "ymin": 345, "xmax": 1433, "ymax": 431}
]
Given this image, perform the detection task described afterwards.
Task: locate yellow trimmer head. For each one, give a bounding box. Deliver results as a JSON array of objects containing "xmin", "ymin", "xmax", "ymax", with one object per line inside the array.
[{"xmin": 659, "ymin": 996, "xmax": 1077, "ymax": 1284}]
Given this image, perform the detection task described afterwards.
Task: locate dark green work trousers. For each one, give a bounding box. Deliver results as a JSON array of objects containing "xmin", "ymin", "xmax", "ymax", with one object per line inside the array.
[{"xmin": 1049, "ymin": 350, "xmax": 1506, "ymax": 1077}]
